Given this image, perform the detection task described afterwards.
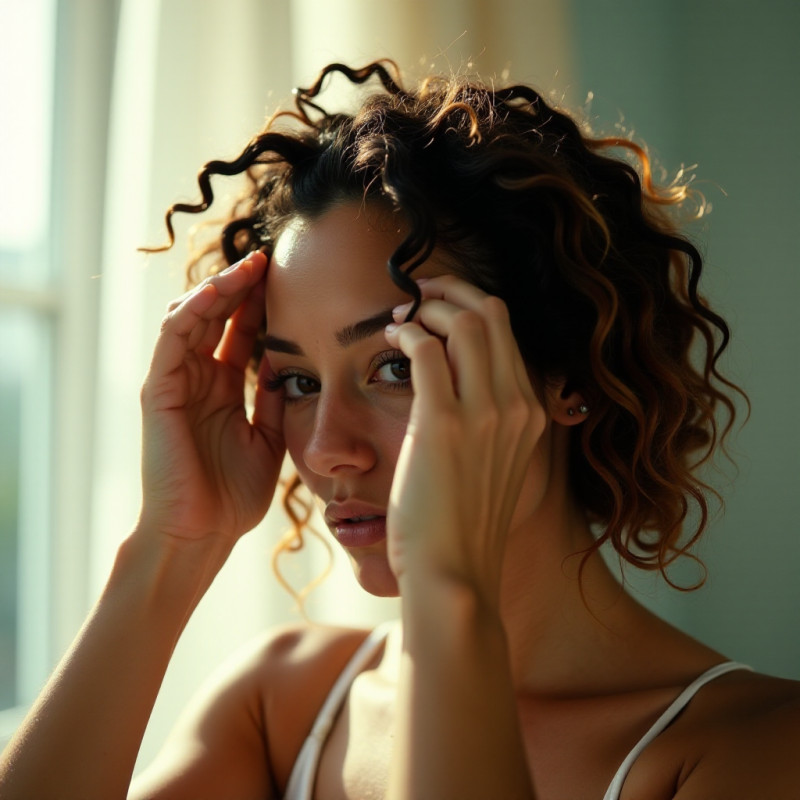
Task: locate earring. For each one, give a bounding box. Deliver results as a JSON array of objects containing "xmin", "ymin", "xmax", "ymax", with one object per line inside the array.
[
  {"xmin": 578, "ymin": 404, "xmax": 589, "ymax": 414},
  {"xmin": 567, "ymin": 407, "xmax": 575, "ymax": 416}
]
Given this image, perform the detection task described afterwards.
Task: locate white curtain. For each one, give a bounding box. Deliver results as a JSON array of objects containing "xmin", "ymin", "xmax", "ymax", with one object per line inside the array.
[{"xmin": 90, "ymin": 0, "xmax": 575, "ymax": 770}]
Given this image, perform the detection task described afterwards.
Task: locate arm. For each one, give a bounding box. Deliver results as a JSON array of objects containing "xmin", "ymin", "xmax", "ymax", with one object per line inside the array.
[
  {"xmin": 385, "ymin": 276, "xmax": 541, "ymax": 799},
  {"xmin": 0, "ymin": 528, "xmax": 236, "ymax": 800},
  {"xmin": 391, "ymin": 579, "xmax": 535, "ymax": 800},
  {"xmin": 129, "ymin": 624, "xmax": 373, "ymax": 800},
  {"xmin": 128, "ymin": 630, "xmax": 276, "ymax": 800},
  {"xmin": 0, "ymin": 252, "xmax": 285, "ymax": 800}
]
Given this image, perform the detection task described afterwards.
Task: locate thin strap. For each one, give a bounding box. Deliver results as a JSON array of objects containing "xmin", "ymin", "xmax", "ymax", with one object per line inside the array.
[
  {"xmin": 602, "ymin": 661, "xmax": 752, "ymax": 800},
  {"xmin": 283, "ymin": 622, "xmax": 394, "ymax": 800}
]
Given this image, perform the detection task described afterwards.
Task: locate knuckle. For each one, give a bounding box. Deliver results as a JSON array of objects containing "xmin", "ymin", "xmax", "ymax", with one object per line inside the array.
[
  {"xmin": 435, "ymin": 273, "xmax": 459, "ymax": 288},
  {"xmin": 412, "ymin": 335, "xmax": 443, "ymax": 361},
  {"xmin": 481, "ymin": 294, "xmax": 510, "ymax": 322},
  {"xmin": 527, "ymin": 405, "xmax": 547, "ymax": 439},
  {"xmin": 159, "ymin": 312, "xmax": 174, "ymax": 334},
  {"xmin": 439, "ymin": 413, "xmax": 464, "ymax": 441},
  {"xmin": 475, "ymin": 405, "xmax": 500, "ymax": 435},
  {"xmin": 505, "ymin": 396, "xmax": 534, "ymax": 428},
  {"xmin": 139, "ymin": 377, "xmax": 156, "ymax": 410},
  {"xmin": 451, "ymin": 309, "xmax": 484, "ymax": 338}
]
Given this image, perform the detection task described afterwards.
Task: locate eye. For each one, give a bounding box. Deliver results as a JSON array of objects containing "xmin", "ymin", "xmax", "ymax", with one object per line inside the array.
[
  {"xmin": 265, "ymin": 371, "xmax": 320, "ymax": 402},
  {"xmin": 374, "ymin": 359, "xmax": 411, "ymax": 383},
  {"xmin": 283, "ymin": 373, "xmax": 320, "ymax": 399},
  {"xmin": 370, "ymin": 351, "xmax": 412, "ymax": 389}
]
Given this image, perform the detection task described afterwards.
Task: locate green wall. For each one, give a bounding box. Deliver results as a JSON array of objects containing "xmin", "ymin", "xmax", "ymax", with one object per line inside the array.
[{"xmin": 571, "ymin": 0, "xmax": 800, "ymax": 677}]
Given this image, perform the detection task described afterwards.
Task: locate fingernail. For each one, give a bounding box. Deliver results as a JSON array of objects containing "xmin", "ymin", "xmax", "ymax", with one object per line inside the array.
[
  {"xmin": 385, "ymin": 322, "xmax": 399, "ymax": 335},
  {"xmin": 219, "ymin": 252, "xmax": 255, "ymax": 274},
  {"xmin": 392, "ymin": 301, "xmax": 412, "ymax": 318}
]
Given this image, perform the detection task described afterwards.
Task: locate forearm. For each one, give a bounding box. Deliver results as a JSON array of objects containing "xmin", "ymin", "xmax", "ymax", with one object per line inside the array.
[
  {"xmin": 0, "ymin": 525, "xmax": 233, "ymax": 800},
  {"xmin": 388, "ymin": 578, "xmax": 536, "ymax": 800}
]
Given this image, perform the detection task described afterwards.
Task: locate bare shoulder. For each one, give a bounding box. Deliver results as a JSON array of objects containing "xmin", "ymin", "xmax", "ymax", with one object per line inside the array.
[
  {"xmin": 253, "ymin": 620, "xmax": 374, "ymax": 683},
  {"xmin": 629, "ymin": 668, "xmax": 800, "ymax": 799},
  {"xmin": 253, "ymin": 622, "xmax": 376, "ymax": 791},
  {"xmin": 130, "ymin": 622, "xmax": 372, "ymax": 800}
]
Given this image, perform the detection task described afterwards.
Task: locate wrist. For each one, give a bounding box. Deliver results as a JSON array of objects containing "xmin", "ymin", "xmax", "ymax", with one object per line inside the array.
[
  {"xmin": 398, "ymin": 571, "xmax": 505, "ymax": 651},
  {"xmin": 110, "ymin": 522, "xmax": 234, "ymax": 618},
  {"xmin": 398, "ymin": 564, "xmax": 502, "ymax": 613}
]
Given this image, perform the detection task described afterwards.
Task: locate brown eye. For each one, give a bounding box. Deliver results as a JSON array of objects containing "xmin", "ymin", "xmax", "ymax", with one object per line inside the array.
[
  {"xmin": 283, "ymin": 373, "xmax": 320, "ymax": 399},
  {"xmin": 373, "ymin": 356, "xmax": 411, "ymax": 385}
]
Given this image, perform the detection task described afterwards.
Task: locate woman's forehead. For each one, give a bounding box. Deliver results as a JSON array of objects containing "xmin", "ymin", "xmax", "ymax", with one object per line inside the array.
[
  {"xmin": 267, "ymin": 206, "xmax": 403, "ymax": 306},
  {"xmin": 266, "ymin": 203, "xmax": 451, "ymax": 323},
  {"xmin": 271, "ymin": 204, "xmax": 404, "ymax": 272}
]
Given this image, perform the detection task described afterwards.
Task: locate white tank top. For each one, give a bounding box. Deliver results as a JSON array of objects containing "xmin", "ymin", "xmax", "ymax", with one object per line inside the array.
[{"xmin": 283, "ymin": 624, "xmax": 751, "ymax": 799}]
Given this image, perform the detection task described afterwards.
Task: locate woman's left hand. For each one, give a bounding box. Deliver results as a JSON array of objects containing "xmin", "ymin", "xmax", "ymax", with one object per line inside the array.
[{"xmin": 384, "ymin": 275, "xmax": 546, "ymax": 608}]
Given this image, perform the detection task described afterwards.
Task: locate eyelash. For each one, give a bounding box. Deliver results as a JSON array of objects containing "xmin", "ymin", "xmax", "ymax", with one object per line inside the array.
[
  {"xmin": 264, "ymin": 349, "xmax": 412, "ymax": 403},
  {"xmin": 370, "ymin": 350, "xmax": 412, "ymax": 389},
  {"xmin": 263, "ymin": 371, "xmax": 316, "ymax": 401}
]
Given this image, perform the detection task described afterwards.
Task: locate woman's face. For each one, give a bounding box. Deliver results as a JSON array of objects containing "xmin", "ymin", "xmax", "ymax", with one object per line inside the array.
[{"xmin": 265, "ymin": 203, "xmax": 452, "ymax": 596}]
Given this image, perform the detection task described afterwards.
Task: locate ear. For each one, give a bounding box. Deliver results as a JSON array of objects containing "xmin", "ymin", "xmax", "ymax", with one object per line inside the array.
[{"xmin": 545, "ymin": 381, "xmax": 590, "ymax": 427}]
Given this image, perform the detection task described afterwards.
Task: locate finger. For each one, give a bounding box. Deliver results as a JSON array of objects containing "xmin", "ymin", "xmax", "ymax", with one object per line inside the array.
[
  {"xmin": 215, "ymin": 276, "xmax": 267, "ymax": 373},
  {"xmin": 416, "ymin": 276, "xmax": 536, "ymax": 403},
  {"xmin": 396, "ymin": 298, "xmax": 493, "ymax": 406},
  {"xmin": 165, "ymin": 252, "xmax": 268, "ymax": 314},
  {"xmin": 192, "ymin": 317, "xmax": 228, "ymax": 357},
  {"xmin": 416, "ymin": 273, "xmax": 487, "ymax": 310},
  {"xmin": 197, "ymin": 251, "xmax": 267, "ymax": 321},
  {"xmin": 148, "ymin": 283, "xmax": 219, "ymax": 381},
  {"xmin": 150, "ymin": 254, "xmax": 266, "ymax": 376},
  {"xmin": 385, "ymin": 321, "xmax": 455, "ymax": 412}
]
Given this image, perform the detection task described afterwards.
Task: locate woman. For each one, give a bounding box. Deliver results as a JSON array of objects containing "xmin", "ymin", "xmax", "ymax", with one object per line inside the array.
[{"xmin": 1, "ymin": 61, "xmax": 798, "ymax": 799}]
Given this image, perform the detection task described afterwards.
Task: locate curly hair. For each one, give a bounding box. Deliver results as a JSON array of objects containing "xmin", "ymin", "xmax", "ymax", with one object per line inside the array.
[{"xmin": 146, "ymin": 60, "xmax": 743, "ymax": 592}]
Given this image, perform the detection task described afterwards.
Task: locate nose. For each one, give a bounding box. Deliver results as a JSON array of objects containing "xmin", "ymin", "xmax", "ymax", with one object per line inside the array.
[{"xmin": 302, "ymin": 389, "xmax": 378, "ymax": 477}]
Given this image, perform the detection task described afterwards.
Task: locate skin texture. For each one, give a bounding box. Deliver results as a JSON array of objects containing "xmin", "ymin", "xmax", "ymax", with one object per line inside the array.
[
  {"xmin": 264, "ymin": 203, "xmax": 800, "ymax": 797},
  {"xmin": 266, "ymin": 207, "xmax": 418, "ymax": 597},
  {"xmin": 2, "ymin": 202, "xmax": 800, "ymax": 800},
  {"xmin": 266, "ymin": 205, "xmax": 569, "ymax": 604}
]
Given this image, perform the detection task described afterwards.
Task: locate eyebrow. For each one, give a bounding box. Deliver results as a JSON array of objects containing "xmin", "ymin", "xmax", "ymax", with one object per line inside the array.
[{"xmin": 264, "ymin": 307, "xmax": 396, "ymax": 355}]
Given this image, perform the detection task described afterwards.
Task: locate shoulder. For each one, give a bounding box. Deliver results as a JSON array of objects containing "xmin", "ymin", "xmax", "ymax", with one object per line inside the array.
[
  {"xmin": 164, "ymin": 621, "xmax": 372, "ymax": 726},
  {"xmin": 252, "ymin": 622, "xmax": 376, "ymax": 790},
  {"xmin": 253, "ymin": 620, "xmax": 374, "ymax": 682},
  {"xmin": 247, "ymin": 620, "xmax": 376, "ymax": 723},
  {"xmin": 628, "ymin": 668, "xmax": 800, "ymax": 799},
  {"xmin": 130, "ymin": 622, "xmax": 373, "ymax": 800}
]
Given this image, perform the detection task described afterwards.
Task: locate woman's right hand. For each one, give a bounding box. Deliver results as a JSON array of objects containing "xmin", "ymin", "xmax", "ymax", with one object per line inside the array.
[{"xmin": 138, "ymin": 251, "xmax": 284, "ymax": 545}]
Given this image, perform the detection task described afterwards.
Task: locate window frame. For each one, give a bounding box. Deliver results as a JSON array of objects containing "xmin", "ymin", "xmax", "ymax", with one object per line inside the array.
[{"xmin": 0, "ymin": 0, "xmax": 119, "ymax": 747}]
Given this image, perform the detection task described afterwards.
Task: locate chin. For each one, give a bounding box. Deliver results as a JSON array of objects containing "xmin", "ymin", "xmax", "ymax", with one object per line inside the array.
[{"xmin": 350, "ymin": 552, "xmax": 401, "ymax": 598}]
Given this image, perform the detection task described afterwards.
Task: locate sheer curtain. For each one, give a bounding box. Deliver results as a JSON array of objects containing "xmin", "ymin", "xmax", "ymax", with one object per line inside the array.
[
  {"xmin": 89, "ymin": 0, "xmax": 574, "ymax": 770},
  {"xmin": 69, "ymin": 0, "xmax": 800, "ymax": 774}
]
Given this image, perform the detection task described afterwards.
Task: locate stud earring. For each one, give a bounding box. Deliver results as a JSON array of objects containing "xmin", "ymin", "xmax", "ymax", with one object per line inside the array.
[
  {"xmin": 567, "ymin": 407, "xmax": 575, "ymax": 416},
  {"xmin": 578, "ymin": 404, "xmax": 589, "ymax": 414}
]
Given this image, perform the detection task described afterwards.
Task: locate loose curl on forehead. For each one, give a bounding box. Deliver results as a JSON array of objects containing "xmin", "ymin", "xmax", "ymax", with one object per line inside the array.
[{"xmin": 147, "ymin": 60, "xmax": 743, "ymax": 592}]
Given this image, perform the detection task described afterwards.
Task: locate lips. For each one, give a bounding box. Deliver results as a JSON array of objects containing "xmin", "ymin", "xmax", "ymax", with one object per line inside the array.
[{"xmin": 325, "ymin": 501, "xmax": 387, "ymax": 548}]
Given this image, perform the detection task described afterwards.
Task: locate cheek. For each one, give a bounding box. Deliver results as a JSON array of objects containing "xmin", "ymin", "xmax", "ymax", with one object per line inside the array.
[{"xmin": 379, "ymin": 414, "xmax": 409, "ymax": 463}]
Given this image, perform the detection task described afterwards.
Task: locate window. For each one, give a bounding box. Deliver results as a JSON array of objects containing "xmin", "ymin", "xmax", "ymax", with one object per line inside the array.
[
  {"xmin": 0, "ymin": 0, "xmax": 117, "ymax": 745},
  {"xmin": 0, "ymin": 0, "xmax": 57, "ymax": 717}
]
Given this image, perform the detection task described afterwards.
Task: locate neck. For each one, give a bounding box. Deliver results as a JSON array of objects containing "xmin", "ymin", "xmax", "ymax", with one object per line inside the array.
[
  {"xmin": 498, "ymin": 492, "xmax": 613, "ymax": 684},
  {"xmin": 496, "ymin": 486, "xmax": 726, "ymax": 697}
]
